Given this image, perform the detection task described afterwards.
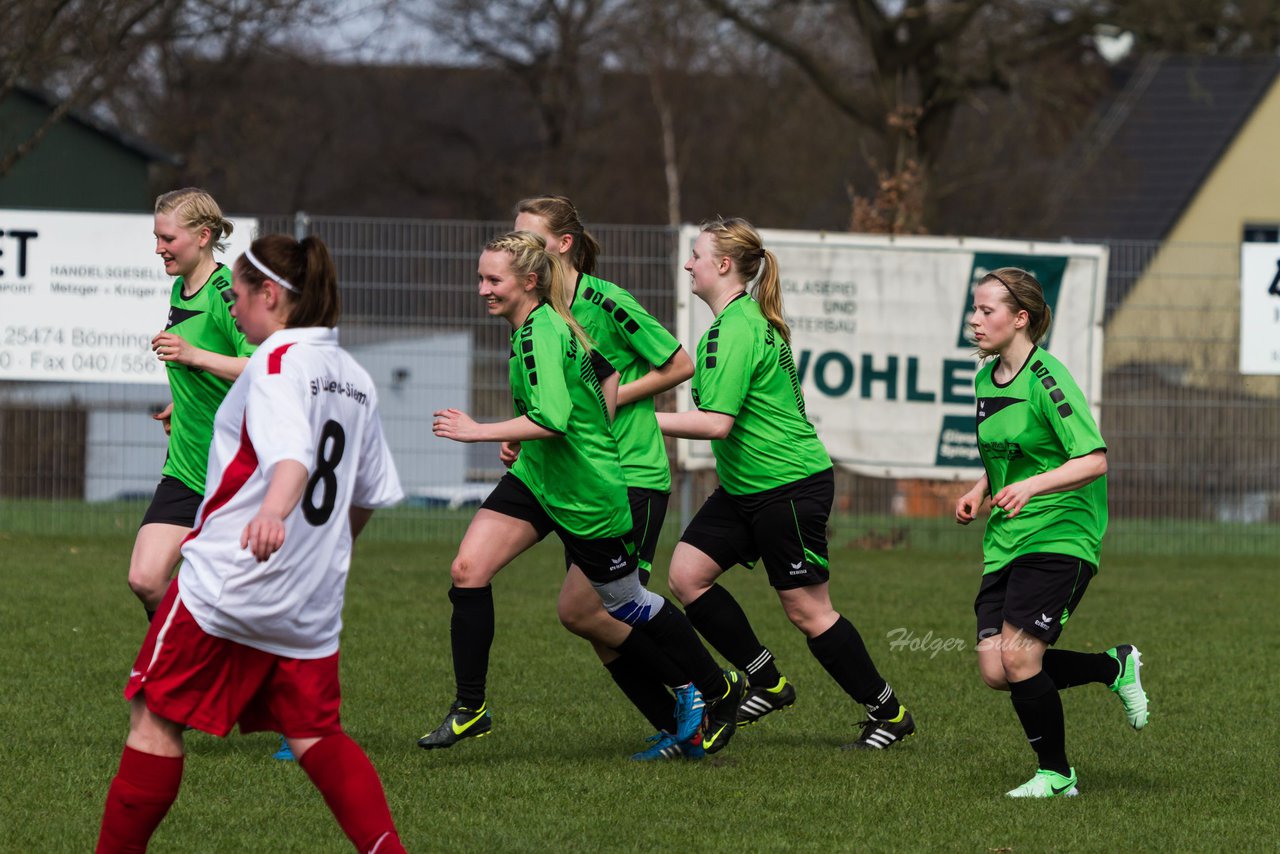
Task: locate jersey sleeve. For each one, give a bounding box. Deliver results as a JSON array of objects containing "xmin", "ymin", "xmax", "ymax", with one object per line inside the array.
[
  {"xmin": 1035, "ymin": 363, "xmax": 1105, "ymax": 459},
  {"xmin": 607, "ymin": 288, "xmax": 681, "ymax": 368},
  {"xmin": 211, "ymin": 271, "xmax": 257, "ymax": 358},
  {"xmin": 517, "ymin": 325, "xmax": 572, "ymax": 434},
  {"xmin": 693, "ymin": 319, "xmax": 753, "ymax": 417},
  {"xmin": 244, "ymin": 353, "xmax": 314, "ymax": 477},
  {"xmin": 352, "ymin": 397, "xmax": 404, "ymax": 509}
]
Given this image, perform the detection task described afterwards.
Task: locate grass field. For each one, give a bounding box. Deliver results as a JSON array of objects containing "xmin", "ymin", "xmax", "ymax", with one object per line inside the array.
[{"xmin": 1, "ymin": 523, "xmax": 1277, "ymax": 852}]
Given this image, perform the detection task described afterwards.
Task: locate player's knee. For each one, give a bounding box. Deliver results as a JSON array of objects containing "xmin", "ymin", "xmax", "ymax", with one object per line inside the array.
[
  {"xmin": 666, "ymin": 564, "xmax": 703, "ymax": 604},
  {"xmin": 127, "ymin": 566, "xmax": 165, "ymax": 604},
  {"xmin": 557, "ymin": 596, "xmax": 596, "ymax": 636},
  {"xmin": 449, "ymin": 553, "xmax": 486, "ymax": 587},
  {"xmin": 980, "ymin": 666, "xmax": 1010, "ymax": 691}
]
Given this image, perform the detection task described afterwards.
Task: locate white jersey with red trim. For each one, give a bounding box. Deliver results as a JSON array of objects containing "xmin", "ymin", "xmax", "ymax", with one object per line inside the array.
[{"xmin": 178, "ymin": 326, "xmax": 402, "ymax": 658}]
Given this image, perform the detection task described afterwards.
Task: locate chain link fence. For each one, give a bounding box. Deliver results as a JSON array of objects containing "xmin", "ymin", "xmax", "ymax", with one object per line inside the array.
[{"xmin": 2, "ymin": 215, "xmax": 1277, "ymax": 558}]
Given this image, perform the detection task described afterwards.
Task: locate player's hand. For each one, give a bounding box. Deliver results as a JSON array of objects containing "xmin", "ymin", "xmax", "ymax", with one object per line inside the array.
[
  {"xmin": 499, "ymin": 441, "xmax": 521, "ymax": 467},
  {"xmin": 152, "ymin": 332, "xmax": 196, "ymax": 366},
  {"xmin": 241, "ymin": 512, "xmax": 287, "ymax": 561},
  {"xmin": 433, "ymin": 408, "xmax": 482, "ymax": 442},
  {"xmin": 955, "ymin": 490, "xmax": 985, "ymax": 525},
  {"xmin": 152, "ymin": 402, "xmax": 173, "ymax": 436},
  {"xmin": 991, "ymin": 481, "xmax": 1037, "ymax": 519}
]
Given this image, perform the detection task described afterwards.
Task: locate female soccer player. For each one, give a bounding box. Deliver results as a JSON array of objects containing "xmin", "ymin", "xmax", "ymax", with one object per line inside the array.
[
  {"xmin": 97, "ymin": 234, "xmax": 408, "ymax": 853},
  {"xmin": 657, "ymin": 217, "xmax": 915, "ymax": 750},
  {"xmin": 419, "ymin": 231, "xmax": 745, "ymax": 755},
  {"xmin": 129, "ymin": 188, "xmax": 254, "ymax": 620},
  {"xmin": 513, "ymin": 195, "xmax": 701, "ymax": 760},
  {"xmin": 955, "ymin": 267, "xmax": 1148, "ymax": 798}
]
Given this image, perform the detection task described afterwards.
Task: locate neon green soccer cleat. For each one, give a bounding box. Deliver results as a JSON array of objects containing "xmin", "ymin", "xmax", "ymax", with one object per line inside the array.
[
  {"xmin": 1006, "ymin": 768, "xmax": 1079, "ymax": 798},
  {"xmin": 417, "ymin": 701, "xmax": 492, "ymax": 749},
  {"xmin": 1107, "ymin": 644, "xmax": 1149, "ymax": 730}
]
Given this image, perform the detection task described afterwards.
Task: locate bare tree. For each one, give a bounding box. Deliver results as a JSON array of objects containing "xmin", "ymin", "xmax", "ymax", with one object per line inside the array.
[
  {"xmin": 402, "ymin": 0, "xmax": 618, "ymax": 189},
  {"xmin": 0, "ymin": 0, "xmax": 335, "ymax": 179}
]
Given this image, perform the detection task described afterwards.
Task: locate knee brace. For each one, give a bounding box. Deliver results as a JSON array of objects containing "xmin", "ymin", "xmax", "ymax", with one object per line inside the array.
[{"xmin": 591, "ymin": 572, "xmax": 665, "ymax": 626}]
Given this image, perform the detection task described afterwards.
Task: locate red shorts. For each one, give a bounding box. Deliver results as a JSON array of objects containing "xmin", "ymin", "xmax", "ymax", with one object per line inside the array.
[{"xmin": 125, "ymin": 581, "xmax": 343, "ymax": 738}]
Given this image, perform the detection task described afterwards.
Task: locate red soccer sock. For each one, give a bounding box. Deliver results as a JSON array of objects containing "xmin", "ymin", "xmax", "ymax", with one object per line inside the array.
[
  {"xmin": 96, "ymin": 746, "xmax": 184, "ymax": 853},
  {"xmin": 297, "ymin": 732, "xmax": 406, "ymax": 854}
]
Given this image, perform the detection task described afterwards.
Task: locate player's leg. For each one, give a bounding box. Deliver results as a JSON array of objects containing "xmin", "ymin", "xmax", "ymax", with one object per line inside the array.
[
  {"xmin": 999, "ymin": 555, "xmax": 1085, "ymax": 797},
  {"xmin": 669, "ymin": 489, "xmax": 790, "ymax": 731},
  {"xmin": 558, "ymin": 565, "xmax": 681, "ymax": 741},
  {"xmin": 571, "ymin": 533, "xmax": 745, "ymax": 755},
  {"xmin": 127, "ymin": 523, "xmax": 189, "ymax": 616},
  {"xmin": 268, "ymin": 656, "xmax": 407, "ymax": 854},
  {"xmin": 129, "ymin": 476, "xmax": 203, "ymax": 618},
  {"xmin": 418, "ymin": 497, "xmax": 544, "ymax": 749},
  {"xmin": 97, "ymin": 697, "xmax": 186, "ymax": 853}
]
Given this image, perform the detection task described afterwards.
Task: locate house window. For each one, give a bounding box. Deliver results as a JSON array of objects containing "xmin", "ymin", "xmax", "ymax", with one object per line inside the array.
[{"xmin": 1243, "ymin": 223, "xmax": 1280, "ymax": 243}]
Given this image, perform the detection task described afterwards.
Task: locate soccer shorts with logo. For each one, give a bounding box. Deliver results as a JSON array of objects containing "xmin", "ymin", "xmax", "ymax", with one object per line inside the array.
[
  {"xmin": 973, "ymin": 552, "xmax": 1096, "ymax": 644},
  {"xmin": 679, "ymin": 467, "xmax": 834, "ymax": 590}
]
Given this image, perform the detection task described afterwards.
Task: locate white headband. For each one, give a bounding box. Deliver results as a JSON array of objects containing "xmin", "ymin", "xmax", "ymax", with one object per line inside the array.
[{"xmin": 244, "ymin": 248, "xmax": 298, "ymax": 292}]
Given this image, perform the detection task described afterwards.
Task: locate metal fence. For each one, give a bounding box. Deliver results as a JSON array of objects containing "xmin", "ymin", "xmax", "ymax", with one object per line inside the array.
[{"xmin": 2, "ymin": 215, "xmax": 1278, "ymax": 558}]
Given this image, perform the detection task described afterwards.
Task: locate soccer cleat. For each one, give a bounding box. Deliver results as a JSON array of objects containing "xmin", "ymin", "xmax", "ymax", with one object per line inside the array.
[
  {"xmin": 272, "ymin": 736, "xmax": 295, "ymax": 762},
  {"xmin": 1107, "ymin": 644, "xmax": 1149, "ymax": 730},
  {"xmin": 417, "ymin": 701, "xmax": 492, "ymax": 749},
  {"xmin": 737, "ymin": 676, "xmax": 796, "ymax": 726},
  {"xmin": 842, "ymin": 706, "xmax": 916, "ymax": 750},
  {"xmin": 1006, "ymin": 767, "xmax": 1079, "ymax": 798},
  {"xmin": 680, "ymin": 730, "xmax": 706, "ymax": 759},
  {"xmin": 630, "ymin": 732, "xmax": 683, "ymax": 761},
  {"xmin": 672, "ymin": 683, "xmax": 705, "ymax": 743},
  {"xmin": 700, "ymin": 670, "xmax": 748, "ymax": 755}
]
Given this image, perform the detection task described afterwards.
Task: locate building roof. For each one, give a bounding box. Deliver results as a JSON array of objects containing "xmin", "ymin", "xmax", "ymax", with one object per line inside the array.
[
  {"xmin": 11, "ymin": 85, "xmax": 180, "ymax": 166},
  {"xmin": 1044, "ymin": 54, "xmax": 1280, "ymax": 243}
]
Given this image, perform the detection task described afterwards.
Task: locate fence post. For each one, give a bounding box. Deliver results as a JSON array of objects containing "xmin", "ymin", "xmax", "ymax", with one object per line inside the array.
[{"xmin": 294, "ymin": 211, "xmax": 310, "ymax": 240}]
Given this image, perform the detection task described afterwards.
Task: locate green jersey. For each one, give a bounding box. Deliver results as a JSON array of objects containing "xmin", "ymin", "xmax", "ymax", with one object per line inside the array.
[
  {"xmin": 573, "ymin": 273, "xmax": 681, "ymax": 492},
  {"xmin": 975, "ymin": 346, "xmax": 1108, "ymax": 573},
  {"xmin": 161, "ymin": 264, "xmax": 256, "ymax": 494},
  {"xmin": 508, "ymin": 303, "xmax": 631, "ymax": 539},
  {"xmin": 691, "ymin": 294, "xmax": 831, "ymax": 494}
]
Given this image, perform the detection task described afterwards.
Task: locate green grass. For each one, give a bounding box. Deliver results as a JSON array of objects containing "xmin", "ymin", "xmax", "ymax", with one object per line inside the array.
[{"xmin": 1, "ymin": 528, "xmax": 1277, "ymax": 852}]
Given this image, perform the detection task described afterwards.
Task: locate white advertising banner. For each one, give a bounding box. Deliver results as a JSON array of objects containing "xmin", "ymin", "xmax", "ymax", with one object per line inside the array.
[
  {"xmin": 674, "ymin": 227, "xmax": 1108, "ymax": 480},
  {"xmin": 0, "ymin": 209, "xmax": 257, "ymax": 384},
  {"xmin": 1239, "ymin": 242, "xmax": 1280, "ymax": 375}
]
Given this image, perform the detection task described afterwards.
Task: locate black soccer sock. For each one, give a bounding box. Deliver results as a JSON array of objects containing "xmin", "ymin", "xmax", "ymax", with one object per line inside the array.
[
  {"xmin": 1008, "ymin": 670, "xmax": 1070, "ymax": 776},
  {"xmin": 448, "ymin": 585, "xmax": 494, "ymax": 709},
  {"xmin": 1042, "ymin": 648, "xmax": 1121, "ymax": 689},
  {"xmin": 605, "ymin": 649, "xmax": 677, "ymax": 734},
  {"xmin": 807, "ymin": 615, "xmax": 900, "ymax": 717},
  {"xmin": 684, "ymin": 583, "xmax": 783, "ymax": 687},
  {"xmin": 632, "ymin": 599, "xmax": 725, "ymax": 700}
]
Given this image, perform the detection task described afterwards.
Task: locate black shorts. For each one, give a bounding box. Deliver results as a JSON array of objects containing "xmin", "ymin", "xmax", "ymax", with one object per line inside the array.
[
  {"xmin": 679, "ymin": 468, "xmax": 834, "ymax": 591},
  {"xmin": 628, "ymin": 488, "xmax": 669, "ymax": 585},
  {"xmin": 973, "ymin": 552, "xmax": 1096, "ymax": 645},
  {"xmin": 140, "ymin": 475, "xmax": 203, "ymax": 528},
  {"xmin": 480, "ymin": 473, "xmax": 637, "ymax": 584}
]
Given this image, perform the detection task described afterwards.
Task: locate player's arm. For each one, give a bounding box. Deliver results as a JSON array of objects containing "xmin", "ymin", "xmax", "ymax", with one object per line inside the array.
[
  {"xmin": 955, "ymin": 473, "xmax": 990, "ymax": 525},
  {"xmin": 350, "ymin": 506, "xmax": 375, "ymax": 539},
  {"xmin": 432, "ymin": 409, "xmax": 559, "ymax": 443},
  {"xmin": 991, "ymin": 450, "xmax": 1107, "ymax": 518},
  {"xmin": 655, "ymin": 409, "xmax": 735, "ymax": 440},
  {"xmin": 241, "ymin": 459, "xmax": 308, "ymax": 561},
  {"xmin": 618, "ymin": 347, "xmax": 694, "ymax": 407},
  {"xmin": 151, "ymin": 331, "xmax": 248, "ymax": 382},
  {"xmin": 602, "ymin": 368, "xmax": 619, "ymax": 422}
]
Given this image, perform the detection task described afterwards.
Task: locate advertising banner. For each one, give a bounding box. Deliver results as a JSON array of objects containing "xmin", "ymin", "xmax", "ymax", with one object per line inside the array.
[
  {"xmin": 0, "ymin": 209, "xmax": 256, "ymax": 384},
  {"xmin": 674, "ymin": 228, "xmax": 1107, "ymax": 480}
]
